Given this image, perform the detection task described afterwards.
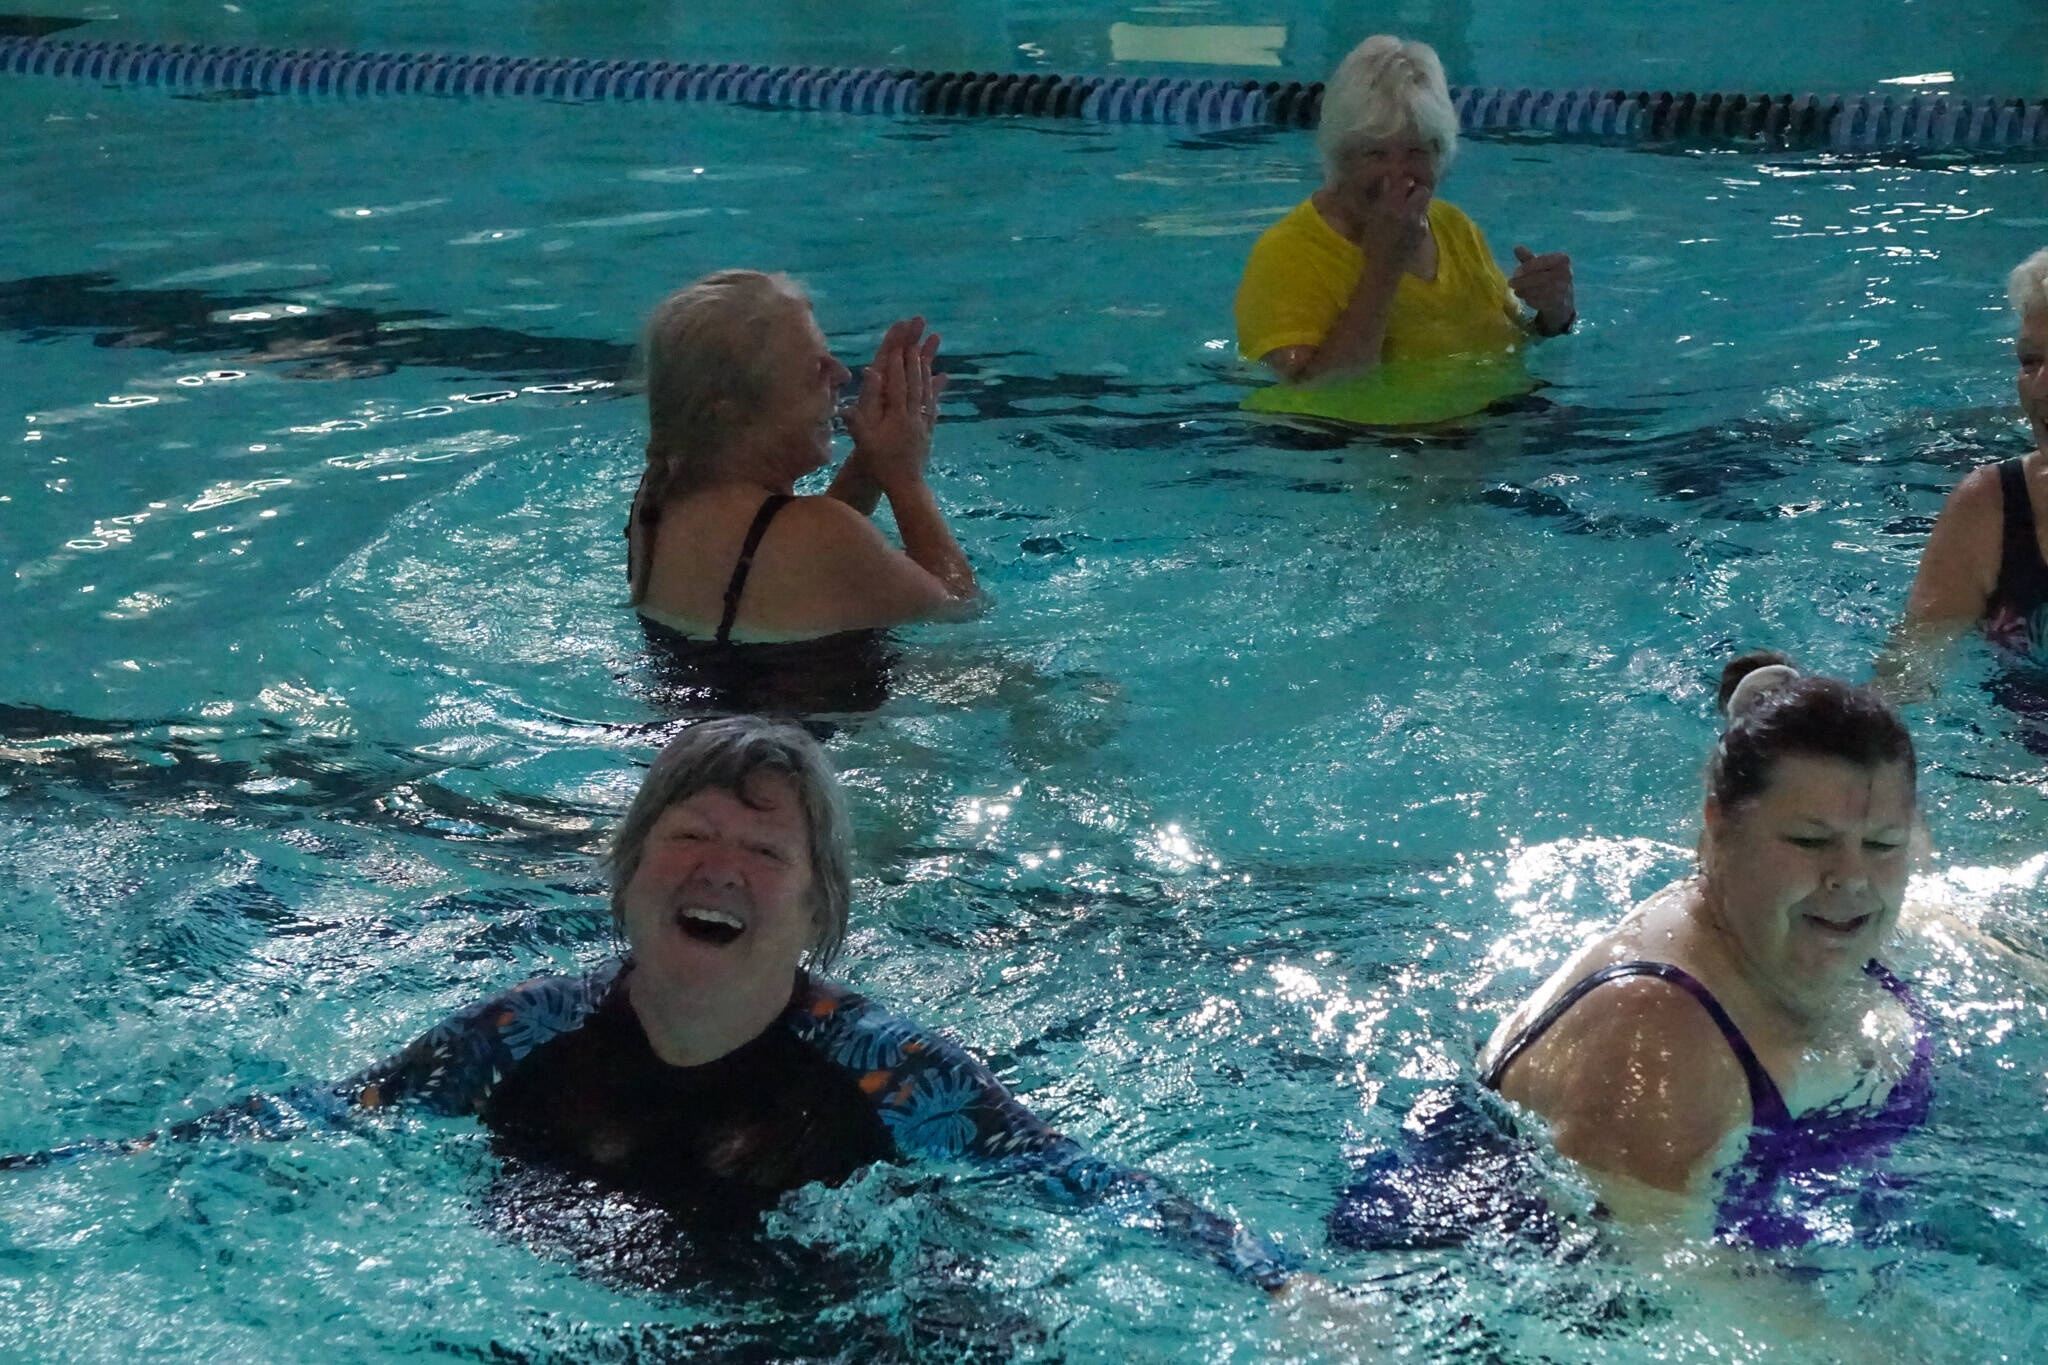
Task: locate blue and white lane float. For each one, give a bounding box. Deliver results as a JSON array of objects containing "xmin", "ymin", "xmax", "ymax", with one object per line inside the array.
[{"xmin": 3, "ymin": 35, "xmax": 2046, "ymax": 150}]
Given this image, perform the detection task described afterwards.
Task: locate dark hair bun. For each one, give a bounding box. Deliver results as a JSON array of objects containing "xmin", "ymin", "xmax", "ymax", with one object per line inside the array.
[
  {"xmin": 1717, "ymin": 649, "xmax": 1797, "ymax": 717},
  {"xmin": 1705, "ymin": 663, "xmax": 1915, "ymax": 812}
]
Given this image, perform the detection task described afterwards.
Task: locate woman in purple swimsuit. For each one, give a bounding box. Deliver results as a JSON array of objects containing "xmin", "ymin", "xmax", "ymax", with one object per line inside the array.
[
  {"xmin": 1884, "ymin": 247, "xmax": 2048, "ymax": 689},
  {"xmin": 1478, "ymin": 653, "xmax": 1930, "ymax": 1241}
]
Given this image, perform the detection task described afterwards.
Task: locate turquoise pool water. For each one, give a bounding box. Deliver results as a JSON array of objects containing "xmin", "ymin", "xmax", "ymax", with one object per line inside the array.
[{"xmin": 5, "ymin": 2, "xmax": 2048, "ymax": 1360}]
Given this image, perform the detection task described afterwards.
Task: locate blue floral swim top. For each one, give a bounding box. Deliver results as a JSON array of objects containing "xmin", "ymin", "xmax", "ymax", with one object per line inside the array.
[{"xmin": 7, "ymin": 960, "xmax": 1288, "ymax": 1289}]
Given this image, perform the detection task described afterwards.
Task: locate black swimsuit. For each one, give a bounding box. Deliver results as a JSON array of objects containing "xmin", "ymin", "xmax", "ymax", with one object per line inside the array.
[
  {"xmin": 1974, "ymin": 457, "xmax": 2048, "ymax": 756},
  {"xmin": 379, "ymin": 962, "xmax": 1293, "ymax": 1290},
  {"xmin": 633, "ymin": 493, "xmax": 893, "ymax": 717},
  {"xmin": 713, "ymin": 493, "xmax": 795, "ymax": 644},
  {"xmin": 1984, "ymin": 457, "xmax": 2048, "ymax": 660}
]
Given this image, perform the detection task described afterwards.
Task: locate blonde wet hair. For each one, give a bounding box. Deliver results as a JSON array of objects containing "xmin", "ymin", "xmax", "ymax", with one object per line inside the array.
[{"xmin": 628, "ymin": 270, "xmax": 811, "ymax": 602}]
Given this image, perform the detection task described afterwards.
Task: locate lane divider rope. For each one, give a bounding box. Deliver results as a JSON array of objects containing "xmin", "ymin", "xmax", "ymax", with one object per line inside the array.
[{"xmin": 5, "ymin": 36, "xmax": 2046, "ymax": 150}]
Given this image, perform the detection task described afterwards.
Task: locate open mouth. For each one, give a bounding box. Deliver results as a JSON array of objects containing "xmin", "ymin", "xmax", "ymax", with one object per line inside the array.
[
  {"xmin": 674, "ymin": 906, "xmax": 745, "ymax": 947},
  {"xmin": 1802, "ymin": 912, "xmax": 1871, "ymax": 937}
]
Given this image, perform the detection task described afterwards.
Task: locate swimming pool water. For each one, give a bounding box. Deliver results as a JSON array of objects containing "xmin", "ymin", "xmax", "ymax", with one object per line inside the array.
[{"xmin": 5, "ymin": 2, "xmax": 2048, "ymax": 1360}]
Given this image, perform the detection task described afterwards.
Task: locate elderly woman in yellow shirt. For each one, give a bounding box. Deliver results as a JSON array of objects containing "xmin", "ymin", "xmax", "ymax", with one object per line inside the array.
[{"xmin": 1236, "ymin": 35, "xmax": 1575, "ymax": 387}]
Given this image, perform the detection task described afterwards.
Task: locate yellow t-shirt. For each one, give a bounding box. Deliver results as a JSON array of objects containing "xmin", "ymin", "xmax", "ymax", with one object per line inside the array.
[{"xmin": 1235, "ymin": 197, "xmax": 1523, "ymax": 364}]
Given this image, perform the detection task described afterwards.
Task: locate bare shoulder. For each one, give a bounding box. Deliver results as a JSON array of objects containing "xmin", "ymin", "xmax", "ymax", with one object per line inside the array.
[
  {"xmin": 741, "ymin": 493, "xmax": 953, "ymax": 632},
  {"xmin": 1499, "ymin": 969, "xmax": 1752, "ymax": 1193},
  {"xmin": 746, "ymin": 494, "xmax": 900, "ymax": 596},
  {"xmin": 778, "ymin": 492, "xmax": 880, "ymax": 526},
  {"xmin": 1937, "ymin": 462, "xmax": 2006, "ymax": 524},
  {"xmin": 1901, "ymin": 460, "xmax": 2010, "ymax": 626},
  {"xmin": 764, "ymin": 493, "xmax": 894, "ymax": 549}
]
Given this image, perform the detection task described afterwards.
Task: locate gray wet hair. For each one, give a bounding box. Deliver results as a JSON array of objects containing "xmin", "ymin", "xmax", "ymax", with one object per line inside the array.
[
  {"xmin": 604, "ymin": 716, "xmax": 853, "ymax": 971},
  {"xmin": 1317, "ymin": 35, "xmax": 1460, "ymax": 178},
  {"xmin": 2010, "ymin": 247, "xmax": 2048, "ymax": 318}
]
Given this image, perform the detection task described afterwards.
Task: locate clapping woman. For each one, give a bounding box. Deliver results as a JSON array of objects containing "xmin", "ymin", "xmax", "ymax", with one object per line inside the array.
[{"xmin": 625, "ymin": 271, "xmax": 978, "ymax": 713}]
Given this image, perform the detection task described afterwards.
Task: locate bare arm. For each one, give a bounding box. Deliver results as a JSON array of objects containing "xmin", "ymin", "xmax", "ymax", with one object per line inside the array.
[
  {"xmin": 1876, "ymin": 466, "xmax": 2002, "ymax": 695},
  {"xmin": 880, "ymin": 477, "xmax": 976, "ymax": 600},
  {"xmin": 841, "ymin": 316, "xmax": 978, "ymax": 603},
  {"xmin": 1494, "ymin": 974, "xmax": 1751, "ymax": 1200},
  {"xmin": 1265, "ymin": 177, "xmax": 1431, "ymax": 385},
  {"xmin": 1900, "ymin": 467, "xmax": 2002, "ymax": 630},
  {"xmin": 824, "ymin": 451, "xmax": 883, "ymax": 517},
  {"xmin": 760, "ymin": 497, "xmax": 975, "ymax": 631},
  {"xmin": 1270, "ymin": 253, "xmax": 1407, "ymax": 383}
]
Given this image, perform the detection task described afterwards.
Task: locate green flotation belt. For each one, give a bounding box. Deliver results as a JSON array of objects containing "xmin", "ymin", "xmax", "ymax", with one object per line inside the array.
[{"xmin": 1242, "ymin": 353, "xmax": 1538, "ymax": 427}]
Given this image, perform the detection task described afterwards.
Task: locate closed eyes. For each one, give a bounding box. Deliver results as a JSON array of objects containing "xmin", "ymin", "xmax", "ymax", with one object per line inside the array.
[{"xmin": 1784, "ymin": 834, "xmax": 1904, "ymax": 852}]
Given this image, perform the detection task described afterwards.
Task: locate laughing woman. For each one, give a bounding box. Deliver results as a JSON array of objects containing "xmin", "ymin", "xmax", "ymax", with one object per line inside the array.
[{"xmin": 5, "ymin": 718, "xmax": 1291, "ymax": 1291}]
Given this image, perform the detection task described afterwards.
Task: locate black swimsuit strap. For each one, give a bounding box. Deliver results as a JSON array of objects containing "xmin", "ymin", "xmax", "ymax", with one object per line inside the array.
[
  {"xmin": 625, "ymin": 467, "xmax": 659, "ymax": 590},
  {"xmin": 1996, "ymin": 458, "xmax": 2048, "ymax": 593},
  {"xmin": 1481, "ymin": 960, "xmax": 1791, "ymax": 1127},
  {"xmin": 716, "ymin": 494, "xmax": 793, "ymax": 645}
]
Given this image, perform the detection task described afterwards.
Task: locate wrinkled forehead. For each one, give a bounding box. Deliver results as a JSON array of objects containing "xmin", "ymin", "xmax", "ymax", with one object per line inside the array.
[
  {"xmin": 2020, "ymin": 308, "xmax": 2048, "ymax": 350},
  {"xmin": 1751, "ymin": 754, "xmax": 1916, "ymax": 828},
  {"xmin": 1342, "ymin": 127, "xmax": 1438, "ymax": 159},
  {"xmin": 652, "ymin": 771, "xmax": 805, "ymax": 829}
]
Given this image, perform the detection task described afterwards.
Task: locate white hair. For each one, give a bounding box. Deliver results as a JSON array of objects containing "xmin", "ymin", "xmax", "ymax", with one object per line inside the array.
[
  {"xmin": 1317, "ymin": 35, "xmax": 1460, "ymax": 178},
  {"xmin": 641, "ymin": 269, "xmax": 810, "ymax": 472},
  {"xmin": 2010, "ymin": 247, "xmax": 2048, "ymax": 318}
]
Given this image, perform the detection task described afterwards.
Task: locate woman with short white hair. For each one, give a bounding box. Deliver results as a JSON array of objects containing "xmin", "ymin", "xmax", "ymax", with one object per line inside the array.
[
  {"xmin": 1884, "ymin": 247, "xmax": 2048, "ymax": 682},
  {"xmin": 1235, "ymin": 36, "xmax": 1575, "ymax": 384}
]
